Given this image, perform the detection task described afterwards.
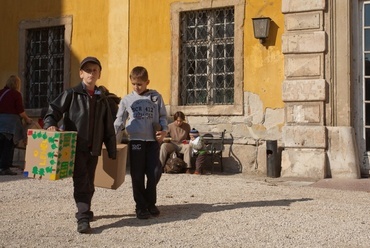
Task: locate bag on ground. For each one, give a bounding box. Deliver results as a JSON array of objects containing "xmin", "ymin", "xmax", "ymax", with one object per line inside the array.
[{"xmin": 164, "ymin": 152, "xmax": 186, "ymax": 173}]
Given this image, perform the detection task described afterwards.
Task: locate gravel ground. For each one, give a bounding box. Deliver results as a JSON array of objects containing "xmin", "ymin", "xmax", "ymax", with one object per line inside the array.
[{"xmin": 1, "ymin": 168, "xmax": 370, "ymax": 248}]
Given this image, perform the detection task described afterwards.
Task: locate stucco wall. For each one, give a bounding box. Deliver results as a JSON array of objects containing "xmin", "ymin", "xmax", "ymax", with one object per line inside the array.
[
  {"xmin": 0, "ymin": 0, "xmax": 129, "ymax": 97},
  {"xmin": 126, "ymin": 0, "xmax": 284, "ymax": 109},
  {"xmin": 245, "ymin": 1, "xmax": 284, "ymax": 109},
  {"xmin": 1, "ymin": 0, "xmax": 286, "ymax": 175}
]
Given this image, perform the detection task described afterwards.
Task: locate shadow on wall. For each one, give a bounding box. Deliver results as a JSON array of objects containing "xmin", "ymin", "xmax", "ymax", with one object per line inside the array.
[
  {"xmin": 221, "ymin": 133, "xmax": 242, "ymax": 174},
  {"xmin": 222, "ymin": 157, "xmax": 242, "ymax": 174},
  {"xmin": 227, "ymin": 133, "xmax": 242, "ymax": 173},
  {"xmin": 264, "ymin": 20, "xmax": 279, "ymax": 48}
]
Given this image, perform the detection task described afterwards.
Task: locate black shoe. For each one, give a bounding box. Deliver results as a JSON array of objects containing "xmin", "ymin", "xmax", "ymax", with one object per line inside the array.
[
  {"xmin": 75, "ymin": 211, "xmax": 94, "ymax": 222},
  {"xmin": 148, "ymin": 205, "xmax": 160, "ymax": 216},
  {"xmin": 0, "ymin": 169, "xmax": 17, "ymax": 176},
  {"xmin": 77, "ymin": 219, "xmax": 91, "ymax": 234},
  {"xmin": 88, "ymin": 211, "xmax": 94, "ymax": 222},
  {"xmin": 136, "ymin": 209, "xmax": 150, "ymax": 219}
]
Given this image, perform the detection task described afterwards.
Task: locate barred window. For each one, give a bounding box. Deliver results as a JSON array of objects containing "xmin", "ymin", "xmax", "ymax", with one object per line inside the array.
[
  {"xmin": 25, "ymin": 26, "xmax": 65, "ymax": 109},
  {"xmin": 179, "ymin": 7, "xmax": 234, "ymax": 106}
]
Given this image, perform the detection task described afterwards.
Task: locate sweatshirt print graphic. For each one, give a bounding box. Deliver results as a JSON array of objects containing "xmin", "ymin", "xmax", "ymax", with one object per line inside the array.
[{"xmin": 132, "ymin": 99, "xmax": 155, "ymax": 120}]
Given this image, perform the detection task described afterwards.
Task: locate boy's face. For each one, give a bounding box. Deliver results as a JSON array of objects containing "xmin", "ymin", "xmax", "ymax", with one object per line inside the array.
[
  {"xmin": 80, "ymin": 63, "xmax": 101, "ymax": 88},
  {"xmin": 131, "ymin": 78, "xmax": 149, "ymax": 95}
]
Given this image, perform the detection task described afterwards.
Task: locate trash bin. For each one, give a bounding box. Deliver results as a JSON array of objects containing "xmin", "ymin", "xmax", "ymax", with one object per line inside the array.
[{"xmin": 266, "ymin": 140, "xmax": 280, "ymax": 177}]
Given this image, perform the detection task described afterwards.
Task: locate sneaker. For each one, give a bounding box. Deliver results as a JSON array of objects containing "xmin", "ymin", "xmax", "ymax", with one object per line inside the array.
[
  {"xmin": 136, "ymin": 209, "xmax": 150, "ymax": 219},
  {"xmin": 194, "ymin": 170, "xmax": 201, "ymax": 175},
  {"xmin": 77, "ymin": 219, "xmax": 91, "ymax": 234},
  {"xmin": 148, "ymin": 205, "xmax": 160, "ymax": 216},
  {"xmin": 0, "ymin": 169, "xmax": 17, "ymax": 176}
]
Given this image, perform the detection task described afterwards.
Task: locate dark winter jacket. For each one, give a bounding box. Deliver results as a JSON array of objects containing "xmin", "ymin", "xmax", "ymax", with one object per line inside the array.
[{"xmin": 43, "ymin": 82, "xmax": 117, "ymax": 159}]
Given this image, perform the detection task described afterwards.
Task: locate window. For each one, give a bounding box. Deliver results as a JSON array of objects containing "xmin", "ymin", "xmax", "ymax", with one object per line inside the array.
[
  {"xmin": 179, "ymin": 7, "xmax": 234, "ymax": 105},
  {"xmin": 364, "ymin": 2, "xmax": 370, "ymax": 150},
  {"xmin": 171, "ymin": 0, "xmax": 244, "ymax": 116},
  {"xmin": 19, "ymin": 16, "xmax": 72, "ymax": 113},
  {"xmin": 25, "ymin": 26, "xmax": 65, "ymax": 109}
]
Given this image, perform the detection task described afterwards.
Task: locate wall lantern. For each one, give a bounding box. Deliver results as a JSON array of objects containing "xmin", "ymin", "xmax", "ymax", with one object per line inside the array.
[{"xmin": 252, "ymin": 17, "xmax": 271, "ymax": 44}]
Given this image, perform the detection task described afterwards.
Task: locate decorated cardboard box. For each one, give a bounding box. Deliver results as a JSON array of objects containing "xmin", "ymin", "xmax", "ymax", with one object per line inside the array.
[
  {"xmin": 17, "ymin": 120, "xmax": 43, "ymax": 150},
  {"xmin": 23, "ymin": 129, "xmax": 77, "ymax": 180},
  {"xmin": 94, "ymin": 144, "xmax": 128, "ymax": 189}
]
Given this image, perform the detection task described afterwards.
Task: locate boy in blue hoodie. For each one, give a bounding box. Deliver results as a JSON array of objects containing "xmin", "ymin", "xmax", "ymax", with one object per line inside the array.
[{"xmin": 114, "ymin": 66, "xmax": 168, "ymax": 219}]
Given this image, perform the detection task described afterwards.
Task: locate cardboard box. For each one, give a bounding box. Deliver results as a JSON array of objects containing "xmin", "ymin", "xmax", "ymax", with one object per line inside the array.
[
  {"xmin": 94, "ymin": 144, "xmax": 128, "ymax": 190},
  {"xmin": 17, "ymin": 121, "xmax": 43, "ymax": 149},
  {"xmin": 23, "ymin": 129, "xmax": 77, "ymax": 180}
]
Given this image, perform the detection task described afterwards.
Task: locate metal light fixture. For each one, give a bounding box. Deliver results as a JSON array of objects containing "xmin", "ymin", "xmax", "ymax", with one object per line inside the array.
[{"xmin": 252, "ymin": 17, "xmax": 271, "ymax": 44}]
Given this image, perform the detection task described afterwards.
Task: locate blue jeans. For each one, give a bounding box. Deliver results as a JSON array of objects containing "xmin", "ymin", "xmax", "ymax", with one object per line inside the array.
[{"xmin": 0, "ymin": 133, "xmax": 14, "ymax": 171}]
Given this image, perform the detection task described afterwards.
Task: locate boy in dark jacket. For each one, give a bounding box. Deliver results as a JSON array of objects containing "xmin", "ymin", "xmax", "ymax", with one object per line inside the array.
[{"xmin": 43, "ymin": 56, "xmax": 118, "ymax": 234}]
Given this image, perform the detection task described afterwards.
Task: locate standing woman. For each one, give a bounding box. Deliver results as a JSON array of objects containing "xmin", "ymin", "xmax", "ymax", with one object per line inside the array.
[{"xmin": 0, "ymin": 75, "xmax": 32, "ymax": 175}]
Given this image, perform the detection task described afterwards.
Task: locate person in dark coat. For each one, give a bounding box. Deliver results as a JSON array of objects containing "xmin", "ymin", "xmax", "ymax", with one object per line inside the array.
[{"xmin": 43, "ymin": 57, "xmax": 117, "ymax": 234}]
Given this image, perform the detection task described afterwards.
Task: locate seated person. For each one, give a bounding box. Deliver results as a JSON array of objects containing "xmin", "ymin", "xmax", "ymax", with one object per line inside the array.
[
  {"xmin": 159, "ymin": 111, "xmax": 192, "ymax": 172},
  {"xmin": 189, "ymin": 128, "xmax": 206, "ymax": 175}
]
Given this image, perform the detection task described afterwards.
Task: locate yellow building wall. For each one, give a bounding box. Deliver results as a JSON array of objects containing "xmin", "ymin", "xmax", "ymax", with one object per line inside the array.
[
  {"xmin": 0, "ymin": 0, "xmax": 129, "ymax": 97},
  {"xmin": 245, "ymin": 0, "xmax": 284, "ymax": 109},
  {"xmin": 0, "ymin": 0, "xmax": 284, "ymax": 110},
  {"xmin": 128, "ymin": 0, "xmax": 284, "ymax": 109},
  {"xmin": 0, "ymin": 0, "xmax": 285, "ymax": 174},
  {"xmin": 127, "ymin": 0, "xmax": 195, "ymax": 104}
]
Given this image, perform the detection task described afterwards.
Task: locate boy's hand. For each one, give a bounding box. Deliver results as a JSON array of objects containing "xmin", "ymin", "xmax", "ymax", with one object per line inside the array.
[
  {"xmin": 26, "ymin": 118, "xmax": 33, "ymax": 124},
  {"xmin": 47, "ymin": 126, "xmax": 59, "ymax": 131},
  {"xmin": 155, "ymin": 130, "xmax": 167, "ymax": 142}
]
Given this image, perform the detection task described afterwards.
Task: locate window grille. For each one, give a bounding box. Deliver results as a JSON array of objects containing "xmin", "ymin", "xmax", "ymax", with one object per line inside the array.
[
  {"xmin": 179, "ymin": 7, "xmax": 234, "ymax": 106},
  {"xmin": 364, "ymin": 2, "xmax": 370, "ymax": 150},
  {"xmin": 25, "ymin": 26, "xmax": 65, "ymax": 109}
]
